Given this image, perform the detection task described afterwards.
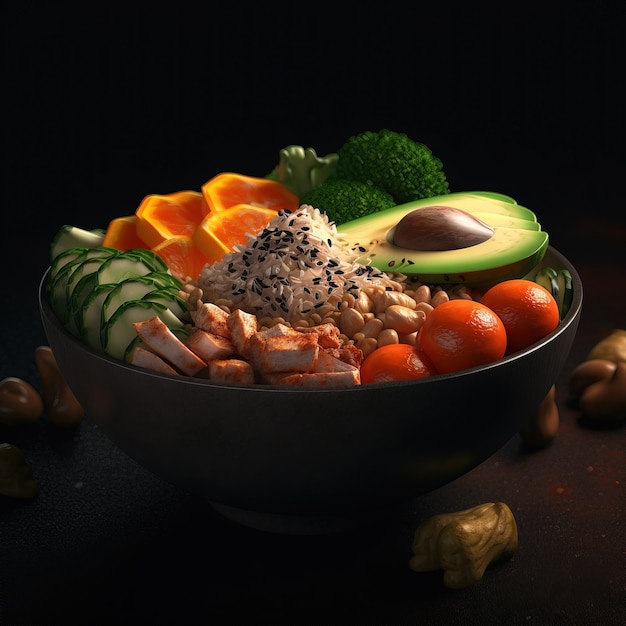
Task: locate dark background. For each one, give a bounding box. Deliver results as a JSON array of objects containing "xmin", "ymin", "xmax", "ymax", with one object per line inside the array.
[
  {"xmin": 5, "ymin": 3, "xmax": 625, "ymax": 231},
  {"xmin": 5, "ymin": 2, "xmax": 624, "ymax": 332},
  {"xmin": 2, "ymin": 3, "xmax": 625, "ymax": 624}
]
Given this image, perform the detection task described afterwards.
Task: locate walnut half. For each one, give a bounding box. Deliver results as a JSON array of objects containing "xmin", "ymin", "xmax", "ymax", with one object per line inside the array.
[{"xmin": 409, "ymin": 501, "xmax": 518, "ymax": 589}]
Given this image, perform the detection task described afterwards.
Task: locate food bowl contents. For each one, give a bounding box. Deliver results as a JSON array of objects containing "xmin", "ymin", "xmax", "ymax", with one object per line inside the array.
[
  {"xmin": 418, "ymin": 299, "xmax": 507, "ymax": 374},
  {"xmin": 43, "ymin": 129, "xmax": 576, "ymax": 389},
  {"xmin": 279, "ymin": 129, "xmax": 448, "ymax": 224},
  {"xmin": 479, "ymin": 279, "xmax": 560, "ymax": 356},
  {"xmin": 408, "ymin": 502, "xmax": 519, "ymax": 589},
  {"xmin": 0, "ymin": 443, "xmax": 39, "ymax": 498},
  {"xmin": 569, "ymin": 330, "xmax": 626, "ymax": 422}
]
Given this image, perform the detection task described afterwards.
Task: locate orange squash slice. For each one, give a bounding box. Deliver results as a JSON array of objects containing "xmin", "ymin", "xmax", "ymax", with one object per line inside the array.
[
  {"xmin": 135, "ymin": 190, "xmax": 207, "ymax": 248},
  {"xmin": 193, "ymin": 204, "xmax": 279, "ymax": 264},
  {"xmin": 151, "ymin": 235, "xmax": 210, "ymax": 282},
  {"xmin": 201, "ymin": 172, "xmax": 300, "ymax": 214},
  {"xmin": 102, "ymin": 215, "xmax": 150, "ymax": 251}
]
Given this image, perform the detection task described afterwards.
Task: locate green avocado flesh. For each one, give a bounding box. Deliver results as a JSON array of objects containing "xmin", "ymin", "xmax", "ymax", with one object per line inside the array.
[{"xmin": 337, "ymin": 192, "xmax": 550, "ymax": 285}]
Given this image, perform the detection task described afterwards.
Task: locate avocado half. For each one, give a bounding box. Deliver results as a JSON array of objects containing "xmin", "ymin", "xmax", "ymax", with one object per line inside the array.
[{"xmin": 336, "ymin": 191, "xmax": 549, "ymax": 285}]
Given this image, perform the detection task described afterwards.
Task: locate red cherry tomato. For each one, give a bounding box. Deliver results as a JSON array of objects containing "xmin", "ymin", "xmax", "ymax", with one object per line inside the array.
[{"xmin": 360, "ymin": 343, "xmax": 438, "ymax": 384}]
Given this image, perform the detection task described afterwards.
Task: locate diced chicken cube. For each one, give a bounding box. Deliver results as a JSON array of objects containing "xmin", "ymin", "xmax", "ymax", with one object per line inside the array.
[
  {"xmin": 313, "ymin": 350, "xmax": 360, "ymax": 374},
  {"xmin": 296, "ymin": 323, "xmax": 342, "ymax": 348},
  {"xmin": 207, "ymin": 359, "xmax": 256, "ymax": 385},
  {"xmin": 226, "ymin": 308, "xmax": 258, "ymax": 358},
  {"xmin": 262, "ymin": 370, "xmax": 360, "ymax": 388},
  {"xmin": 184, "ymin": 328, "xmax": 236, "ymax": 361},
  {"xmin": 257, "ymin": 323, "xmax": 300, "ymax": 339},
  {"xmin": 132, "ymin": 316, "xmax": 207, "ymax": 376},
  {"xmin": 248, "ymin": 331, "xmax": 319, "ymax": 374},
  {"xmin": 128, "ymin": 345, "xmax": 180, "ymax": 376},
  {"xmin": 322, "ymin": 344, "xmax": 364, "ymax": 369},
  {"xmin": 192, "ymin": 302, "xmax": 231, "ymax": 338}
]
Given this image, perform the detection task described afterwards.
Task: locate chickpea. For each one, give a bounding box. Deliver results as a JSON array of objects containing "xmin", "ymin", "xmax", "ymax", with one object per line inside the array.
[{"xmin": 383, "ymin": 305, "xmax": 426, "ymax": 335}]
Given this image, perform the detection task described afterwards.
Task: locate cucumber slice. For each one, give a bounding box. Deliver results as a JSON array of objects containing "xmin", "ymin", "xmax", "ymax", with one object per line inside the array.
[
  {"xmin": 81, "ymin": 284, "xmax": 118, "ymax": 350},
  {"xmin": 49, "ymin": 247, "xmax": 90, "ymax": 284},
  {"xmin": 534, "ymin": 267, "xmax": 560, "ymax": 302},
  {"xmin": 143, "ymin": 288, "xmax": 190, "ymax": 320},
  {"xmin": 49, "ymin": 249, "xmax": 93, "ymax": 319},
  {"xmin": 534, "ymin": 266, "xmax": 574, "ymax": 321},
  {"xmin": 50, "ymin": 225, "xmax": 106, "ymax": 262},
  {"xmin": 122, "ymin": 248, "xmax": 170, "ymax": 274},
  {"xmin": 96, "ymin": 253, "xmax": 157, "ymax": 285},
  {"xmin": 142, "ymin": 270, "xmax": 183, "ymax": 291},
  {"xmin": 76, "ymin": 257, "xmax": 182, "ymax": 349},
  {"xmin": 70, "ymin": 271, "xmax": 103, "ymax": 335},
  {"xmin": 557, "ymin": 269, "xmax": 574, "ymax": 321},
  {"xmin": 63, "ymin": 248, "xmax": 120, "ymax": 330},
  {"xmin": 49, "ymin": 247, "xmax": 117, "ymax": 325},
  {"xmin": 102, "ymin": 300, "xmax": 184, "ymax": 361},
  {"xmin": 101, "ymin": 275, "xmax": 183, "ymax": 327}
]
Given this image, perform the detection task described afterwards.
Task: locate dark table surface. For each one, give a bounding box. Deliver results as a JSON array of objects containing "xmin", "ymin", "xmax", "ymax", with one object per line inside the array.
[{"xmin": 2, "ymin": 5, "xmax": 626, "ymax": 622}]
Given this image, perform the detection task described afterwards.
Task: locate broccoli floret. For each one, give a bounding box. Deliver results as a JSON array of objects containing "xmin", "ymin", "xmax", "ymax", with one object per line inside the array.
[
  {"xmin": 335, "ymin": 129, "xmax": 449, "ymax": 204},
  {"xmin": 300, "ymin": 177, "xmax": 396, "ymax": 225},
  {"xmin": 265, "ymin": 145, "xmax": 338, "ymax": 197}
]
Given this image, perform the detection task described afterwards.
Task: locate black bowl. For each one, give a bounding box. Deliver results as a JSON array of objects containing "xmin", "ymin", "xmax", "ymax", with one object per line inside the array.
[{"xmin": 39, "ymin": 246, "xmax": 582, "ymax": 533}]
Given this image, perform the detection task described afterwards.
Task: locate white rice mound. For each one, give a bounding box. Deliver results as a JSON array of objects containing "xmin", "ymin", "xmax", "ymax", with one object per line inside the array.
[{"xmin": 196, "ymin": 205, "xmax": 401, "ymax": 323}]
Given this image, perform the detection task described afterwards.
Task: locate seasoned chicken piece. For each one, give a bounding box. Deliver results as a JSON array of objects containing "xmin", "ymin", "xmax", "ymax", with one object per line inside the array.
[
  {"xmin": 296, "ymin": 323, "xmax": 342, "ymax": 349},
  {"xmin": 313, "ymin": 350, "xmax": 360, "ymax": 375},
  {"xmin": 192, "ymin": 302, "xmax": 231, "ymax": 338},
  {"xmin": 226, "ymin": 309, "xmax": 258, "ymax": 358},
  {"xmin": 132, "ymin": 316, "xmax": 207, "ymax": 376},
  {"xmin": 128, "ymin": 345, "xmax": 180, "ymax": 376},
  {"xmin": 207, "ymin": 359, "xmax": 255, "ymax": 385},
  {"xmin": 258, "ymin": 323, "xmax": 300, "ymax": 338},
  {"xmin": 248, "ymin": 331, "xmax": 319, "ymax": 374},
  {"xmin": 322, "ymin": 343, "xmax": 364, "ymax": 369},
  {"xmin": 259, "ymin": 343, "xmax": 360, "ymax": 388},
  {"xmin": 262, "ymin": 370, "xmax": 359, "ymax": 388},
  {"xmin": 184, "ymin": 328, "xmax": 236, "ymax": 361}
]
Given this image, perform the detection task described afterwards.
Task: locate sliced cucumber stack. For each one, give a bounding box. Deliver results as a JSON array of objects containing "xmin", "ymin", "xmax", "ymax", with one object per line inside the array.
[
  {"xmin": 101, "ymin": 275, "xmax": 184, "ymax": 328},
  {"xmin": 47, "ymin": 233, "xmax": 190, "ymax": 362},
  {"xmin": 534, "ymin": 267, "xmax": 574, "ymax": 321}
]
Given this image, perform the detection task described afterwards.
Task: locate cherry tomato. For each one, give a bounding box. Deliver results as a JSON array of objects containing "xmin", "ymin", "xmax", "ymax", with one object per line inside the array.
[{"xmin": 360, "ymin": 343, "xmax": 437, "ymax": 384}]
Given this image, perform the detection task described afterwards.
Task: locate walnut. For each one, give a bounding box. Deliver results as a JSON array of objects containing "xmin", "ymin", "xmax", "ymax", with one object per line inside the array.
[{"xmin": 409, "ymin": 502, "xmax": 518, "ymax": 589}]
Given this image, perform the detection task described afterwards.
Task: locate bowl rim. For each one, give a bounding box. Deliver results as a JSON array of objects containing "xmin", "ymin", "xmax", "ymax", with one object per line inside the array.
[{"xmin": 38, "ymin": 245, "xmax": 583, "ymax": 393}]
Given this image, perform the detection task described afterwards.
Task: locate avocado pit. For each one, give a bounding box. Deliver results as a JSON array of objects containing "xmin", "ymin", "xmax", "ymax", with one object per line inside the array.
[{"xmin": 392, "ymin": 205, "xmax": 494, "ymax": 251}]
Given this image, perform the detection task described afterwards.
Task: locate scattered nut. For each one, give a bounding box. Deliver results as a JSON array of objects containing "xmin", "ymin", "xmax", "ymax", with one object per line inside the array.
[
  {"xmin": 409, "ymin": 502, "xmax": 518, "ymax": 589},
  {"xmin": 0, "ymin": 443, "xmax": 38, "ymax": 498},
  {"xmin": 0, "ymin": 377, "xmax": 44, "ymax": 425},
  {"xmin": 587, "ymin": 329, "xmax": 626, "ymax": 364},
  {"xmin": 34, "ymin": 345, "xmax": 85, "ymax": 427},
  {"xmin": 568, "ymin": 333, "xmax": 626, "ymax": 423},
  {"xmin": 578, "ymin": 362, "xmax": 626, "ymax": 422},
  {"xmin": 569, "ymin": 359, "xmax": 617, "ymax": 398},
  {"xmin": 519, "ymin": 384, "xmax": 559, "ymax": 447}
]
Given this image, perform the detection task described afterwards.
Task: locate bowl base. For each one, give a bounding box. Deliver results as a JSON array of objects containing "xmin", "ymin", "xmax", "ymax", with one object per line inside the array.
[{"xmin": 209, "ymin": 501, "xmax": 408, "ymax": 535}]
